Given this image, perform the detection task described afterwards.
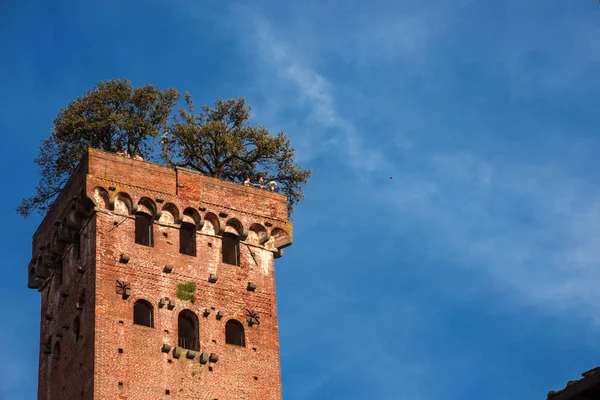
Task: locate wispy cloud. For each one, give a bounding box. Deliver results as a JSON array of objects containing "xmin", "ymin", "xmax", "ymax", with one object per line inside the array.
[
  {"xmin": 236, "ymin": 10, "xmax": 391, "ymax": 175},
  {"xmin": 368, "ymin": 143, "xmax": 600, "ymax": 323}
]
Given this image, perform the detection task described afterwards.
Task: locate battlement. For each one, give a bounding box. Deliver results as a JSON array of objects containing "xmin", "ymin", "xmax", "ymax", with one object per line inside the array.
[{"xmin": 29, "ymin": 149, "xmax": 293, "ymax": 290}]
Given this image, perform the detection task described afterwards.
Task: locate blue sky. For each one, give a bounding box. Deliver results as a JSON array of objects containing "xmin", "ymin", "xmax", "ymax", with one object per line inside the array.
[{"xmin": 1, "ymin": 0, "xmax": 600, "ymax": 398}]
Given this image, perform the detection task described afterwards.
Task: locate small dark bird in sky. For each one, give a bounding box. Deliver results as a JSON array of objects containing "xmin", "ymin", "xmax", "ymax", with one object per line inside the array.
[{"xmin": 389, "ymin": 175, "xmax": 393, "ymax": 180}]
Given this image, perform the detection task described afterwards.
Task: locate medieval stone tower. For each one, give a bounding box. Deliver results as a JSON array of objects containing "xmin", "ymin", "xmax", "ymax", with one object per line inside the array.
[{"xmin": 27, "ymin": 149, "xmax": 293, "ymax": 399}]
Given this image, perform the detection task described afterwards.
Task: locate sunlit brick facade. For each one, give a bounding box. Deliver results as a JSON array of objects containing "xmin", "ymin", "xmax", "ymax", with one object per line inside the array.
[{"xmin": 28, "ymin": 149, "xmax": 292, "ymax": 399}]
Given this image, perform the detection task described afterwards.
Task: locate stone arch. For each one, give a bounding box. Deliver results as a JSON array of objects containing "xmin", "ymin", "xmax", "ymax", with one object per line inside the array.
[
  {"xmin": 178, "ymin": 309, "xmax": 200, "ymax": 351},
  {"xmin": 201, "ymin": 212, "xmax": 221, "ymax": 235},
  {"xmin": 92, "ymin": 187, "xmax": 111, "ymax": 210},
  {"xmin": 248, "ymin": 223, "xmax": 269, "ymax": 245},
  {"xmin": 114, "ymin": 192, "xmax": 135, "ymax": 215},
  {"xmin": 159, "ymin": 203, "xmax": 180, "ymax": 225},
  {"xmin": 221, "ymin": 232, "xmax": 240, "ymax": 266},
  {"xmin": 182, "ymin": 207, "xmax": 203, "ymax": 229},
  {"xmin": 225, "ymin": 218, "xmax": 247, "ymax": 240},
  {"xmin": 225, "ymin": 319, "xmax": 246, "ymax": 347},
  {"xmin": 133, "ymin": 299, "xmax": 154, "ymax": 328},
  {"xmin": 270, "ymin": 227, "xmax": 292, "ymax": 250},
  {"xmin": 137, "ymin": 197, "xmax": 157, "ymax": 218}
]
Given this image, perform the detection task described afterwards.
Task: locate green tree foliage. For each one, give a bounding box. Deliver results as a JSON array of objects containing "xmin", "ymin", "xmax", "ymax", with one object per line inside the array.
[
  {"xmin": 167, "ymin": 95, "xmax": 311, "ymax": 216},
  {"xmin": 17, "ymin": 78, "xmax": 179, "ymax": 217},
  {"xmin": 18, "ymin": 80, "xmax": 311, "ymax": 219}
]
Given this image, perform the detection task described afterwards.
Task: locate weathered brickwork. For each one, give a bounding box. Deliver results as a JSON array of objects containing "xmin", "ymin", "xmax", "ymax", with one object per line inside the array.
[{"xmin": 28, "ymin": 149, "xmax": 293, "ymax": 400}]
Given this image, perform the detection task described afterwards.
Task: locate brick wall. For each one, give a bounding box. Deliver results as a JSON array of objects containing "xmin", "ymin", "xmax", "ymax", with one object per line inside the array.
[{"xmin": 29, "ymin": 149, "xmax": 293, "ymax": 400}]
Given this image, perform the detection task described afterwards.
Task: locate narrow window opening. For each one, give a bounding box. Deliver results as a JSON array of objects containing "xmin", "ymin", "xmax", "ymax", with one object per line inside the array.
[
  {"xmin": 179, "ymin": 222, "xmax": 197, "ymax": 256},
  {"xmin": 55, "ymin": 259, "xmax": 63, "ymax": 287},
  {"xmin": 118, "ymin": 348, "xmax": 123, "ymax": 354},
  {"xmin": 74, "ymin": 232, "xmax": 81, "ymax": 260},
  {"xmin": 78, "ymin": 289, "xmax": 86, "ymax": 309},
  {"xmin": 133, "ymin": 299, "xmax": 154, "ymax": 328},
  {"xmin": 73, "ymin": 316, "xmax": 80, "ymax": 342},
  {"xmin": 135, "ymin": 212, "xmax": 154, "ymax": 247},
  {"xmin": 52, "ymin": 342, "xmax": 60, "ymax": 361},
  {"xmin": 222, "ymin": 233, "xmax": 240, "ymax": 266},
  {"xmin": 225, "ymin": 320, "xmax": 245, "ymax": 346},
  {"xmin": 178, "ymin": 310, "xmax": 199, "ymax": 351}
]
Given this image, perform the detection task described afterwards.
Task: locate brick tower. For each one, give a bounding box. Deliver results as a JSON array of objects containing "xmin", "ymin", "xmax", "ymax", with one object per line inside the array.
[{"xmin": 27, "ymin": 149, "xmax": 293, "ymax": 399}]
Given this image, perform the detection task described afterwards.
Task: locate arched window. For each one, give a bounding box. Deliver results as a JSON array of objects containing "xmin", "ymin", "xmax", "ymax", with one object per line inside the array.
[
  {"xmin": 225, "ymin": 320, "xmax": 245, "ymax": 347},
  {"xmin": 178, "ymin": 310, "xmax": 199, "ymax": 351},
  {"xmin": 179, "ymin": 222, "xmax": 197, "ymax": 256},
  {"xmin": 52, "ymin": 342, "xmax": 60, "ymax": 361},
  {"xmin": 133, "ymin": 299, "xmax": 154, "ymax": 328},
  {"xmin": 135, "ymin": 212, "xmax": 154, "ymax": 247},
  {"xmin": 73, "ymin": 316, "xmax": 81, "ymax": 342},
  {"xmin": 222, "ymin": 233, "xmax": 240, "ymax": 266}
]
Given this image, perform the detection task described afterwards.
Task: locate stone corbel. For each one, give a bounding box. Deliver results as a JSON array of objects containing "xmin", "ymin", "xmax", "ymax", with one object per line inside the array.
[
  {"xmin": 173, "ymin": 347, "xmax": 182, "ymax": 359},
  {"xmin": 259, "ymin": 232, "xmax": 271, "ymax": 246},
  {"xmin": 35, "ymin": 268, "xmax": 50, "ymax": 279},
  {"xmin": 57, "ymin": 226, "xmax": 72, "ymax": 243},
  {"xmin": 199, "ymin": 352, "xmax": 209, "ymax": 364},
  {"xmin": 216, "ymin": 219, "xmax": 226, "ymax": 236},
  {"xmin": 41, "ymin": 256, "xmax": 55, "ymax": 269},
  {"xmin": 66, "ymin": 210, "xmax": 83, "ymax": 230},
  {"xmin": 161, "ymin": 344, "xmax": 172, "ymax": 353},
  {"xmin": 273, "ymin": 236, "xmax": 292, "ymax": 250},
  {"xmin": 76, "ymin": 194, "xmax": 96, "ymax": 217},
  {"xmin": 49, "ymin": 238, "xmax": 65, "ymax": 256}
]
